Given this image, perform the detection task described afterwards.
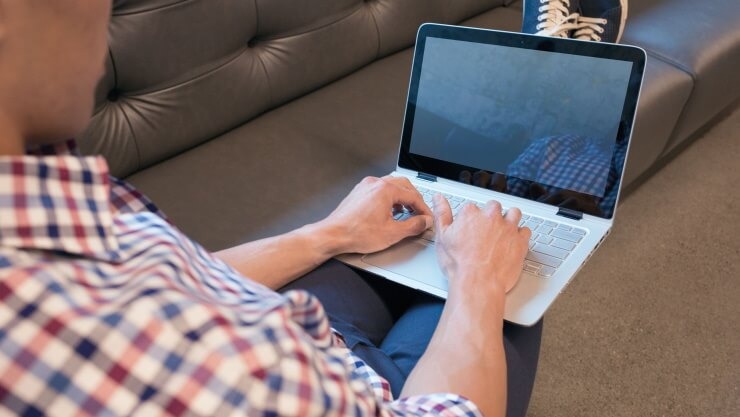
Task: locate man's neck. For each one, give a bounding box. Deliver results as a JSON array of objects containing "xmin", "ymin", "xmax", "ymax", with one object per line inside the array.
[{"xmin": 0, "ymin": 110, "xmax": 24, "ymax": 156}]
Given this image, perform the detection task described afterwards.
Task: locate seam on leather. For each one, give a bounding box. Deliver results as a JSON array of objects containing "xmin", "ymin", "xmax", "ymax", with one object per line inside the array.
[
  {"xmin": 365, "ymin": 3, "xmax": 382, "ymax": 59},
  {"xmin": 117, "ymin": 102, "xmax": 143, "ymax": 173},
  {"xmin": 112, "ymin": 0, "xmax": 198, "ymax": 17},
  {"xmin": 254, "ymin": 0, "xmax": 261, "ymax": 40},
  {"xmin": 117, "ymin": 46, "xmax": 249, "ymax": 97},
  {"xmin": 108, "ymin": 49, "xmax": 119, "ymax": 92},
  {"xmin": 255, "ymin": 48, "xmax": 274, "ymax": 108},
  {"xmin": 643, "ymin": 49, "xmax": 697, "ymax": 82},
  {"xmin": 254, "ymin": 4, "xmax": 365, "ymax": 42}
]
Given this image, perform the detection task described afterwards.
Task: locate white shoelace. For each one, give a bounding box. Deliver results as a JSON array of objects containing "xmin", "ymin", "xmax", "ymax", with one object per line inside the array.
[
  {"xmin": 535, "ymin": 0, "xmax": 579, "ymax": 38},
  {"xmin": 573, "ymin": 15, "xmax": 608, "ymax": 41}
]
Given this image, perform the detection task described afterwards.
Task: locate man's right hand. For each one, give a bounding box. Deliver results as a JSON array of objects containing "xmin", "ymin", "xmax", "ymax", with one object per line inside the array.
[
  {"xmin": 432, "ymin": 194, "xmax": 531, "ymax": 299},
  {"xmin": 401, "ymin": 195, "xmax": 532, "ymax": 417}
]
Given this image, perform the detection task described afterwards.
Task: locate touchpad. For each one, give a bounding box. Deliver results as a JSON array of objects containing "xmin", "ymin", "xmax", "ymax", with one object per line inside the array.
[{"xmin": 362, "ymin": 239, "xmax": 449, "ymax": 292}]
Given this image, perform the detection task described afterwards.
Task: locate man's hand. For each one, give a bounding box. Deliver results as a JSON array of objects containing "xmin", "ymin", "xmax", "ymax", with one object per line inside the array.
[
  {"xmin": 432, "ymin": 194, "xmax": 530, "ymax": 297},
  {"xmin": 319, "ymin": 176, "xmax": 433, "ymax": 255},
  {"xmin": 402, "ymin": 196, "xmax": 531, "ymax": 417}
]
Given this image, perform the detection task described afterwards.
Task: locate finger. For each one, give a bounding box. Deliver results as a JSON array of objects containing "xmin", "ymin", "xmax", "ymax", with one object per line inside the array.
[
  {"xmin": 519, "ymin": 224, "xmax": 532, "ymax": 240},
  {"xmin": 485, "ymin": 200, "xmax": 503, "ymax": 217},
  {"xmin": 382, "ymin": 176, "xmax": 416, "ymax": 191},
  {"xmin": 397, "ymin": 214, "xmax": 433, "ymax": 238},
  {"xmin": 504, "ymin": 207, "xmax": 522, "ymax": 225},
  {"xmin": 432, "ymin": 194, "xmax": 453, "ymax": 232},
  {"xmin": 388, "ymin": 183, "xmax": 432, "ymax": 216}
]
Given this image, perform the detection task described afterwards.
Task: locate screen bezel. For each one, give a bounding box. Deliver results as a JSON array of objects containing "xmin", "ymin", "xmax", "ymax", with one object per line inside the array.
[{"xmin": 398, "ymin": 24, "xmax": 646, "ymax": 219}]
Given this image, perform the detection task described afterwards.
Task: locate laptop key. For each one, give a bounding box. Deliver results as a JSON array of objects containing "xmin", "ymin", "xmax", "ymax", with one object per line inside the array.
[
  {"xmin": 523, "ymin": 221, "xmax": 539, "ymax": 230},
  {"xmin": 538, "ymin": 266, "xmax": 556, "ymax": 277},
  {"xmin": 551, "ymin": 229, "xmax": 582, "ymax": 243},
  {"xmin": 536, "ymin": 235, "xmax": 553, "ymax": 245},
  {"xmin": 572, "ymin": 228, "xmax": 587, "ymax": 235},
  {"xmin": 551, "ymin": 237, "xmax": 576, "ymax": 251},
  {"xmin": 536, "ymin": 225, "xmax": 553, "ymax": 235},
  {"xmin": 532, "ymin": 243, "xmax": 569, "ymax": 260},
  {"xmin": 525, "ymin": 251, "xmax": 562, "ymax": 268}
]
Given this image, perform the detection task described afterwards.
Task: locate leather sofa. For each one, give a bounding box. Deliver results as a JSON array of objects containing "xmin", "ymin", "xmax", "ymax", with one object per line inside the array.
[{"xmin": 80, "ymin": 0, "xmax": 740, "ymax": 251}]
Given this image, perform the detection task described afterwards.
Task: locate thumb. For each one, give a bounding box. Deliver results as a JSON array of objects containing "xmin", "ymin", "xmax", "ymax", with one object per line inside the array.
[
  {"xmin": 399, "ymin": 214, "xmax": 433, "ymax": 237},
  {"xmin": 433, "ymin": 194, "xmax": 452, "ymax": 232}
]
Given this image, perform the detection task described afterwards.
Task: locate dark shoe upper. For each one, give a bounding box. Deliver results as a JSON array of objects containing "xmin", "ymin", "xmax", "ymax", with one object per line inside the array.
[
  {"xmin": 574, "ymin": 0, "xmax": 628, "ymax": 43},
  {"xmin": 522, "ymin": 0, "xmax": 628, "ymax": 43},
  {"xmin": 522, "ymin": 0, "xmax": 580, "ymax": 37}
]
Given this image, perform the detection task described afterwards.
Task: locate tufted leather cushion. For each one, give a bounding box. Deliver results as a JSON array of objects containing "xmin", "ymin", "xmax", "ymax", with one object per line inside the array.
[
  {"xmin": 80, "ymin": 0, "xmax": 506, "ymax": 178},
  {"xmin": 122, "ymin": 6, "xmax": 523, "ymax": 250}
]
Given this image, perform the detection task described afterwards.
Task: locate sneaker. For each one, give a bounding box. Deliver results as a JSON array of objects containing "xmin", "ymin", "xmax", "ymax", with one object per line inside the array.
[
  {"xmin": 522, "ymin": 0, "xmax": 580, "ymax": 37},
  {"xmin": 573, "ymin": 0, "xmax": 628, "ymax": 43}
]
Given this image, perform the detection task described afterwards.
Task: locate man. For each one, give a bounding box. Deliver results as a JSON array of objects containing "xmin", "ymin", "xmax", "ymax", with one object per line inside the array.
[{"xmin": 0, "ymin": 2, "xmax": 538, "ymax": 417}]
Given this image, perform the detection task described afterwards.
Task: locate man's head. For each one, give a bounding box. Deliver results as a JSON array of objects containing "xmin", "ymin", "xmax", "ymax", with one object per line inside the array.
[{"xmin": 0, "ymin": 0, "xmax": 112, "ymax": 152}]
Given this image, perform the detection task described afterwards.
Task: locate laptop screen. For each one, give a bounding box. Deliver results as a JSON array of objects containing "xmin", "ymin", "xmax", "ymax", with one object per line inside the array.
[{"xmin": 399, "ymin": 25, "xmax": 646, "ymax": 219}]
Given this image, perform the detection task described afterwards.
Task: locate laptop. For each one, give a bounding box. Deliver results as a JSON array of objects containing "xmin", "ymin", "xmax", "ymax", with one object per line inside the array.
[{"xmin": 338, "ymin": 23, "xmax": 646, "ymax": 326}]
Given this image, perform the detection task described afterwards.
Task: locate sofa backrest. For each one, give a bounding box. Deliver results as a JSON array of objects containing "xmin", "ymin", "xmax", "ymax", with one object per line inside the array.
[{"xmin": 79, "ymin": 0, "xmax": 507, "ymax": 177}]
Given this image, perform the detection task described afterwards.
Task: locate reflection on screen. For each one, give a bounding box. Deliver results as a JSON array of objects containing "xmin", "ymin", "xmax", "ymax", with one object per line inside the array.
[{"xmin": 408, "ymin": 37, "xmax": 633, "ymax": 213}]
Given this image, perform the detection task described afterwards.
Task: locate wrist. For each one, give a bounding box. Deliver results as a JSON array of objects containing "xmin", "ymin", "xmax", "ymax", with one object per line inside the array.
[
  {"xmin": 447, "ymin": 270, "xmax": 507, "ymax": 318},
  {"xmin": 297, "ymin": 220, "xmax": 350, "ymax": 259}
]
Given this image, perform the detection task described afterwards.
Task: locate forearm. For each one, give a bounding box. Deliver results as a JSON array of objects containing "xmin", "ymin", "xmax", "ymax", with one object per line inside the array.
[
  {"xmin": 401, "ymin": 285, "xmax": 508, "ymax": 417},
  {"xmin": 214, "ymin": 220, "xmax": 348, "ymax": 290}
]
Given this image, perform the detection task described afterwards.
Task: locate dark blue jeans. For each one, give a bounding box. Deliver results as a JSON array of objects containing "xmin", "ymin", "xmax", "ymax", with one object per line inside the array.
[{"xmin": 280, "ymin": 260, "xmax": 543, "ymax": 417}]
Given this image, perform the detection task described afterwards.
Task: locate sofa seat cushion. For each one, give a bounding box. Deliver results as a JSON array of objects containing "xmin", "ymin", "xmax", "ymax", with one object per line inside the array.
[{"xmin": 126, "ymin": 48, "xmax": 414, "ymax": 251}]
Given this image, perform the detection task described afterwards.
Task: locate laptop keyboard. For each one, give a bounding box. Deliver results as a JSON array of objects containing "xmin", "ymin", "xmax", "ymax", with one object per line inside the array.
[{"xmin": 413, "ymin": 185, "xmax": 587, "ymax": 278}]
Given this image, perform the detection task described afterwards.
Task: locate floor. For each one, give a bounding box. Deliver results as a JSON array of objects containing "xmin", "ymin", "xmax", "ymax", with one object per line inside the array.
[{"xmin": 527, "ymin": 107, "xmax": 740, "ymax": 417}]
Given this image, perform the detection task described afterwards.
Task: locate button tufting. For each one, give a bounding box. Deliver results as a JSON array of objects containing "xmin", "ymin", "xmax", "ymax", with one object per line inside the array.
[{"xmin": 107, "ymin": 89, "xmax": 121, "ymax": 102}]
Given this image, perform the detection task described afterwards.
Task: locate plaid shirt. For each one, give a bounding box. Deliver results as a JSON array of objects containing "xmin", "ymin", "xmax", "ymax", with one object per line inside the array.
[{"xmin": 0, "ymin": 141, "xmax": 480, "ymax": 416}]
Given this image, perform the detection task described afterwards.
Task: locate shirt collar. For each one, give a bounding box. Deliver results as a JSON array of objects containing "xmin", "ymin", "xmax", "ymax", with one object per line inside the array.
[{"xmin": 0, "ymin": 140, "xmax": 119, "ymax": 261}]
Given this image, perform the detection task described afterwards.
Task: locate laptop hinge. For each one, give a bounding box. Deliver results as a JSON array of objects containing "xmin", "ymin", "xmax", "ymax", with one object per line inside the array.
[
  {"xmin": 556, "ymin": 207, "xmax": 583, "ymax": 220},
  {"xmin": 416, "ymin": 172, "xmax": 437, "ymax": 182}
]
